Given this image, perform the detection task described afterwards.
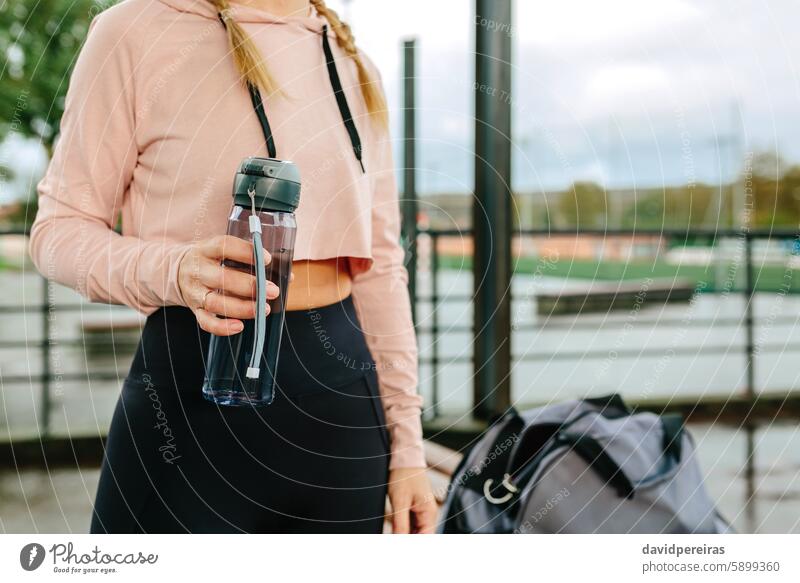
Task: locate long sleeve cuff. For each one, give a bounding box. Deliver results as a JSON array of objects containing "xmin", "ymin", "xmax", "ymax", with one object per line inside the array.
[{"xmin": 387, "ymin": 403, "xmax": 426, "ymax": 469}]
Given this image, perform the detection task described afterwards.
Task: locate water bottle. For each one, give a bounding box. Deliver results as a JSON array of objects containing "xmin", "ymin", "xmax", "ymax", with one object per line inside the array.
[{"xmin": 202, "ymin": 157, "xmax": 300, "ymax": 406}]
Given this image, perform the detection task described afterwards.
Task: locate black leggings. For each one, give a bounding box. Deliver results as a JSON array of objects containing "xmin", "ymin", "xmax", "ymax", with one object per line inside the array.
[{"xmin": 90, "ymin": 297, "xmax": 390, "ymax": 533}]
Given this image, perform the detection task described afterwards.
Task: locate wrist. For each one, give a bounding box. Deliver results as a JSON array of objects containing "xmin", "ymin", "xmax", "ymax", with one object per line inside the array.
[
  {"xmin": 171, "ymin": 243, "xmax": 196, "ymax": 308},
  {"xmin": 389, "ymin": 467, "xmax": 427, "ymax": 474},
  {"xmin": 389, "ymin": 438, "xmax": 426, "ymax": 471}
]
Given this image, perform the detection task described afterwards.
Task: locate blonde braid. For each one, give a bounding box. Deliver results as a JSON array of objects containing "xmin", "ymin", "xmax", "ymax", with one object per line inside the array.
[
  {"xmin": 210, "ymin": 0, "xmax": 280, "ymax": 96},
  {"xmin": 309, "ymin": 0, "xmax": 388, "ymax": 125}
]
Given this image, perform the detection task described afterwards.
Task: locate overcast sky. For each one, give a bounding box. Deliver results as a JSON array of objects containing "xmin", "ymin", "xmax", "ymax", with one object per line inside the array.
[
  {"xmin": 3, "ymin": 0, "xmax": 799, "ymax": 203},
  {"xmin": 331, "ymin": 0, "xmax": 800, "ymax": 192}
]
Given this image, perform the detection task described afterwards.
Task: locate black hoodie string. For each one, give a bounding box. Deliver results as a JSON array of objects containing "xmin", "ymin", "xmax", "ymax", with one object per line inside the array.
[
  {"xmin": 320, "ymin": 25, "xmax": 365, "ymax": 173},
  {"xmin": 217, "ymin": 14, "xmax": 365, "ymax": 172},
  {"xmin": 247, "ymin": 83, "xmax": 278, "ymax": 159}
]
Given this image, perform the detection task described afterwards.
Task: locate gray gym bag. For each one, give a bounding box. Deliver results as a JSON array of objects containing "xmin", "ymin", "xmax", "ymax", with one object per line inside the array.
[{"xmin": 438, "ymin": 394, "xmax": 732, "ymax": 534}]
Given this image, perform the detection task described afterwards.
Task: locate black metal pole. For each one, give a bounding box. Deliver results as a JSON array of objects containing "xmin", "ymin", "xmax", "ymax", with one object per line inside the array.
[
  {"xmin": 431, "ymin": 233, "xmax": 440, "ymax": 418},
  {"xmin": 402, "ymin": 38, "xmax": 418, "ymax": 323},
  {"xmin": 744, "ymin": 232, "xmax": 755, "ymax": 397},
  {"xmin": 744, "ymin": 425, "xmax": 757, "ymax": 532},
  {"xmin": 473, "ymin": 0, "xmax": 513, "ymax": 419},
  {"xmin": 743, "ymin": 231, "xmax": 758, "ymax": 532},
  {"xmin": 41, "ymin": 277, "xmax": 51, "ymax": 438}
]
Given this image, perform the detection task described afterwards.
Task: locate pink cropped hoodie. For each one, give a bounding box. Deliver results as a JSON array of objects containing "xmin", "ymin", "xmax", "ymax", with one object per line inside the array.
[{"xmin": 29, "ymin": 0, "xmax": 426, "ymax": 469}]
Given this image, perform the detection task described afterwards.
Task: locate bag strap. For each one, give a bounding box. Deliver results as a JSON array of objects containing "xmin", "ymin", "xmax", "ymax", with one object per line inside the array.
[
  {"xmin": 583, "ymin": 393, "xmax": 631, "ymax": 418},
  {"xmin": 481, "ymin": 421, "xmax": 638, "ymax": 507},
  {"xmin": 460, "ymin": 410, "xmax": 524, "ymax": 500},
  {"xmin": 489, "ymin": 408, "xmax": 682, "ymax": 507},
  {"xmin": 660, "ymin": 413, "xmax": 684, "ymax": 463},
  {"xmin": 557, "ymin": 431, "xmax": 635, "ymax": 499}
]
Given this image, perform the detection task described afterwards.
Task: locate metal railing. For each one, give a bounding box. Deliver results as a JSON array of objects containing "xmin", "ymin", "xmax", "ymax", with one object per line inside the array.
[
  {"xmin": 411, "ymin": 226, "xmax": 800, "ymax": 419},
  {"xmin": 3, "ymin": 223, "xmax": 799, "ymax": 535},
  {"xmin": 0, "ymin": 226, "xmax": 131, "ymax": 439},
  {"xmin": 1, "ymin": 225, "xmax": 800, "ymax": 440}
]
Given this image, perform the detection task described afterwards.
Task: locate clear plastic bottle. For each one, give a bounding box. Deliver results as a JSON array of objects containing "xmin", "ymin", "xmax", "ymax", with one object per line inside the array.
[{"xmin": 203, "ymin": 157, "xmax": 300, "ymax": 406}]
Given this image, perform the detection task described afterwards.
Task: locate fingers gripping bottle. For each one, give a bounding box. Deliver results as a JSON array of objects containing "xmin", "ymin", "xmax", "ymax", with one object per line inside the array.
[{"xmin": 203, "ymin": 157, "xmax": 300, "ymax": 406}]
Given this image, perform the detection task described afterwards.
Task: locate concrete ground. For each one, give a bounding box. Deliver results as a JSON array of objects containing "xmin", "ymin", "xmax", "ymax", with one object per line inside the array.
[
  {"xmin": 1, "ymin": 443, "xmax": 798, "ymax": 534},
  {"xmin": 0, "ymin": 468, "xmax": 100, "ymax": 533}
]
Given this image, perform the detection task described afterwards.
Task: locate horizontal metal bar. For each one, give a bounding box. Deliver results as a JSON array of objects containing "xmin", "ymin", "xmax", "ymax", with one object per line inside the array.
[
  {"xmin": 4, "ymin": 338, "xmax": 794, "ymax": 386},
  {"xmin": 0, "ymin": 372, "xmax": 124, "ymax": 385},
  {"xmin": 413, "ymin": 317, "xmax": 794, "ymax": 332},
  {"xmin": 0, "ymin": 226, "xmax": 30, "ymax": 236},
  {"xmin": 397, "ymin": 294, "xmax": 475, "ymax": 303},
  {"xmin": 416, "ymin": 227, "xmax": 800, "ymax": 238},
  {"xmin": 0, "ymin": 303, "xmax": 125, "ymax": 314},
  {"xmin": 0, "ymin": 340, "xmax": 139, "ymax": 350},
  {"xmin": 422, "ymin": 392, "xmax": 800, "ymax": 446},
  {"xmin": 417, "ymin": 342, "xmax": 800, "ymax": 365},
  {"xmin": 5, "ymin": 226, "xmax": 800, "ymax": 239}
]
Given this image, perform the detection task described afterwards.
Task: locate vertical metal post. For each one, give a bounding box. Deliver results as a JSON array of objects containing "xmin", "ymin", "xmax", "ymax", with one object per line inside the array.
[
  {"xmin": 402, "ymin": 38, "xmax": 418, "ymax": 323},
  {"xmin": 744, "ymin": 425, "xmax": 757, "ymax": 533},
  {"xmin": 41, "ymin": 277, "xmax": 51, "ymax": 438},
  {"xmin": 743, "ymin": 231, "xmax": 757, "ymax": 532},
  {"xmin": 473, "ymin": 0, "xmax": 513, "ymax": 419},
  {"xmin": 744, "ymin": 233, "xmax": 755, "ymax": 397},
  {"xmin": 431, "ymin": 233, "xmax": 440, "ymax": 418}
]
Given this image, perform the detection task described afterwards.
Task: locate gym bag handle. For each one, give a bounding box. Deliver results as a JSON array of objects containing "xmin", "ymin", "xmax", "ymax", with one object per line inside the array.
[
  {"xmin": 483, "ymin": 404, "xmax": 685, "ymax": 505},
  {"xmin": 556, "ymin": 431, "xmax": 635, "ymax": 499}
]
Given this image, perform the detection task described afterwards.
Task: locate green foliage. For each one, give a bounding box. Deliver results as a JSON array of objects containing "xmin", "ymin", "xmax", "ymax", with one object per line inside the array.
[
  {"xmin": 3, "ymin": 194, "xmax": 37, "ymax": 225},
  {"xmin": 550, "ymin": 153, "xmax": 800, "ymax": 229},
  {"xmin": 556, "ymin": 181, "xmax": 609, "ymax": 228},
  {"xmin": 0, "ymin": 0, "xmax": 107, "ymax": 153},
  {"xmin": 619, "ymin": 184, "xmax": 720, "ymax": 229},
  {"xmin": 748, "ymin": 151, "xmax": 800, "ymax": 227}
]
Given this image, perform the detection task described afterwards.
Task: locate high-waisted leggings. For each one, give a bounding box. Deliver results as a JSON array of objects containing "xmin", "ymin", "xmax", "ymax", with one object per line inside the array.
[{"xmin": 90, "ymin": 296, "xmax": 390, "ymax": 533}]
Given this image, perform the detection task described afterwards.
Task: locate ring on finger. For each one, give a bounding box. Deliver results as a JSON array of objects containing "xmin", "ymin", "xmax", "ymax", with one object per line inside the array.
[{"xmin": 202, "ymin": 289, "xmax": 214, "ymax": 311}]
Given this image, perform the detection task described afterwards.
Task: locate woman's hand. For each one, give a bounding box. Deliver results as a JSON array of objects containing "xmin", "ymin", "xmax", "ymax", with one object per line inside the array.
[
  {"xmin": 387, "ymin": 467, "xmax": 438, "ymax": 534},
  {"xmin": 177, "ymin": 235, "xmax": 279, "ymax": 336}
]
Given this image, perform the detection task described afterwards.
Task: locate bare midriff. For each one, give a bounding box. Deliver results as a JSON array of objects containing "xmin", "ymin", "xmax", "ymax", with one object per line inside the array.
[{"xmin": 285, "ymin": 258, "xmax": 352, "ymax": 311}]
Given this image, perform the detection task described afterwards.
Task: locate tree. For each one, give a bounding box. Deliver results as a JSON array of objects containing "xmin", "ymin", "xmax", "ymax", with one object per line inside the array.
[
  {"xmin": 748, "ymin": 151, "xmax": 800, "ymax": 227},
  {"xmin": 0, "ymin": 0, "xmax": 105, "ymax": 156},
  {"xmin": 621, "ymin": 184, "xmax": 718, "ymax": 229},
  {"xmin": 557, "ymin": 181, "xmax": 608, "ymax": 228}
]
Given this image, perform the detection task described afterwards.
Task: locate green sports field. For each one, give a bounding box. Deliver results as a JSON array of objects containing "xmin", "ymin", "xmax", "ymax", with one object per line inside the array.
[{"xmin": 437, "ymin": 255, "xmax": 800, "ymax": 293}]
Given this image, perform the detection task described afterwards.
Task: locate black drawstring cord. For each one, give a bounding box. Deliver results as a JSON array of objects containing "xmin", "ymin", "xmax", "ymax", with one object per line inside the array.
[
  {"xmin": 246, "ymin": 83, "xmax": 277, "ymax": 159},
  {"xmin": 216, "ymin": 15, "xmax": 365, "ymax": 171},
  {"xmin": 218, "ymin": 12, "xmax": 277, "ymax": 159},
  {"xmin": 321, "ymin": 25, "xmax": 365, "ymax": 173}
]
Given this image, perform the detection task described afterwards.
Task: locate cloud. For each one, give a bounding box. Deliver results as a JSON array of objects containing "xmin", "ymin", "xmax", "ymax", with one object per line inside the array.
[
  {"xmin": 297, "ymin": 1, "xmax": 800, "ymax": 191},
  {"xmin": 517, "ymin": 0, "xmax": 704, "ymax": 51}
]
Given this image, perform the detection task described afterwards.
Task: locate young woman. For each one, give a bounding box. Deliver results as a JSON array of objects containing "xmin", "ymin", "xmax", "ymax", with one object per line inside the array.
[{"xmin": 29, "ymin": 0, "xmax": 435, "ymax": 533}]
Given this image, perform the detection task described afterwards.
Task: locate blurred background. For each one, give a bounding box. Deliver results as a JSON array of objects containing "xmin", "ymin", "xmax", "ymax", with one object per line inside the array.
[{"xmin": 1, "ymin": 0, "xmax": 799, "ymax": 533}]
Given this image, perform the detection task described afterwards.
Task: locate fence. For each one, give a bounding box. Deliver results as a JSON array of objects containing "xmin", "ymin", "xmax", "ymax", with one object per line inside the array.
[
  {"xmin": 412, "ymin": 226, "xmax": 800, "ymax": 420},
  {"xmin": 2, "ymin": 226, "xmax": 800, "ymax": 441}
]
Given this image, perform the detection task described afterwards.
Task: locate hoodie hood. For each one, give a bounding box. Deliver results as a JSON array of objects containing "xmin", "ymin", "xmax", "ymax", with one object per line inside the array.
[{"xmin": 157, "ymin": 0, "xmax": 327, "ymax": 32}]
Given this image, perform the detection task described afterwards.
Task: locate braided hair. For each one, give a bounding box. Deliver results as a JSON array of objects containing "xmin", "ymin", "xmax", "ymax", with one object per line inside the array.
[{"xmin": 209, "ymin": 0, "xmax": 387, "ymax": 124}]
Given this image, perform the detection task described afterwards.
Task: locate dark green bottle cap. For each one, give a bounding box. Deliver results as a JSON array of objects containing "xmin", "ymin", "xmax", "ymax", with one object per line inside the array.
[{"xmin": 232, "ymin": 157, "xmax": 301, "ymax": 212}]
